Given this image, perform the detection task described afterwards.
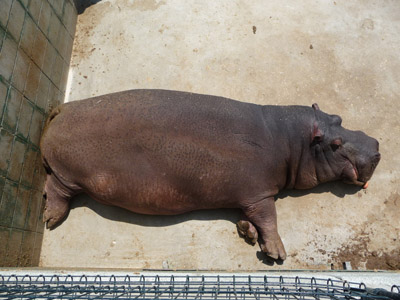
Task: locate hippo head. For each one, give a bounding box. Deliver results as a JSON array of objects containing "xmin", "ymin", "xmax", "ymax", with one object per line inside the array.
[{"xmin": 310, "ymin": 103, "xmax": 380, "ymax": 188}]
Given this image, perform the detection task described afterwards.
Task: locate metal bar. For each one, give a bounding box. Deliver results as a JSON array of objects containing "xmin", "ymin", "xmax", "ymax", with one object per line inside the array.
[{"xmin": 0, "ymin": 274, "xmax": 399, "ymax": 300}]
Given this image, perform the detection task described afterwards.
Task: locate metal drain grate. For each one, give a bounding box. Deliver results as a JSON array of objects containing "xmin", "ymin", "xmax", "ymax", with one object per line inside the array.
[{"xmin": 0, "ymin": 274, "xmax": 399, "ymax": 300}]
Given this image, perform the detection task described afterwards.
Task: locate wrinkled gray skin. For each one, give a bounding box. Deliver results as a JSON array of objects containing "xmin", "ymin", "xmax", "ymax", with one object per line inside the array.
[{"xmin": 40, "ymin": 90, "xmax": 380, "ymax": 260}]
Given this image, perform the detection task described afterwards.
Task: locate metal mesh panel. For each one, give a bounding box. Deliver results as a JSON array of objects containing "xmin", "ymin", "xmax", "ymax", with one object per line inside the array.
[{"xmin": 0, "ymin": 274, "xmax": 399, "ymax": 300}]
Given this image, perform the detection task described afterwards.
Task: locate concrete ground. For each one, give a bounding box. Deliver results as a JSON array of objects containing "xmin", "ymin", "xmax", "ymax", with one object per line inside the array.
[{"xmin": 40, "ymin": 0, "xmax": 400, "ymax": 270}]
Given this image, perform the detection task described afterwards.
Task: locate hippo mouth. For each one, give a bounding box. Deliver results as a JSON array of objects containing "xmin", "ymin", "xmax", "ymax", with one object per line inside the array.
[{"xmin": 341, "ymin": 160, "xmax": 368, "ymax": 189}]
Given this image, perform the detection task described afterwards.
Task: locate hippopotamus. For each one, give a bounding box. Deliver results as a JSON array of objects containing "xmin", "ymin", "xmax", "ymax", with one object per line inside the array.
[{"xmin": 40, "ymin": 89, "xmax": 380, "ymax": 260}]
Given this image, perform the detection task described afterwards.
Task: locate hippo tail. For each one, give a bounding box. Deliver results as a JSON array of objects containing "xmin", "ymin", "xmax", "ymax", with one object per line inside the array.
[
  {"xmin": 44, "ymin": 105, "xmax": 62, "ymax": 130},
  {"xmin": 40, "ymin": 105, "xmax": 63, "ymax": 174}
]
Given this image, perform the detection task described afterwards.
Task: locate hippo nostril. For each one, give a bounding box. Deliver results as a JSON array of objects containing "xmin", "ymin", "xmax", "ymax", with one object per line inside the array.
[{"xmin": 374, "ymin": 153, "xmax": 381, "ymax": 161}]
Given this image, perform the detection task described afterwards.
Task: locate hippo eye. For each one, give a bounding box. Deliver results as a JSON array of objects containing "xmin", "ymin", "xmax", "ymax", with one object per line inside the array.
[
  {"xmin": 330, "ymin": 143, "xmax": 340, "ymax": 152},
  {"xmin": 330, "ymin": 138, "xmax": 342, "ymax": 152}
]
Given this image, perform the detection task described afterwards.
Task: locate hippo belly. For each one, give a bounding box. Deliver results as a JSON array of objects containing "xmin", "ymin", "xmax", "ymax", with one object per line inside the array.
[{"xmin": 41, "ymin": 89, "xmax": 273, "ymax": 215}]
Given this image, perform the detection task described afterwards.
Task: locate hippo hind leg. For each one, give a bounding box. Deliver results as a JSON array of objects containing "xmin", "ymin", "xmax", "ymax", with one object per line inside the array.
[{"xmin": 42, "ymin": 173, "xmax": 75, "ymax": 229}]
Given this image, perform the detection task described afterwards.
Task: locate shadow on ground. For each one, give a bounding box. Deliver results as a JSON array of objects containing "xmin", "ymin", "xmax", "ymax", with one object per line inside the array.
[
  {"xmin": 276, "ymin": 181, "xmax": 361, "ymax": 200},
  {"xmin": 68, "ymin": 180, "xmax": 362, "ymax": 228},
  {"xmin": 61, "ymin": 180, "xmax": 363, "ymax": 267},
  {"xmin": 73, "ymin": 0, "xmax": 102, "ymax": 14}
]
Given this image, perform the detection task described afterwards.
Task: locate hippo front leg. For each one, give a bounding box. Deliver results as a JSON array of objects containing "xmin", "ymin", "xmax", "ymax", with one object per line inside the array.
[{"xmin": 241, "ymin": 196, "xmax": 287, "ymax": 260}]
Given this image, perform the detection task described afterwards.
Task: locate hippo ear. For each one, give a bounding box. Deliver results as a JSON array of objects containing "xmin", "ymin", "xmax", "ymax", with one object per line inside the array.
[
  {"xmin": 331, "ymin": 115, "xmax": 342, "ymax": 126},
  {"xmin": 312, "ymin": 122, "xmax": 324, "ymax": 143},
  {"xmin": 312, "ymin": 103, "xmax": 320, "ymax": 111}
]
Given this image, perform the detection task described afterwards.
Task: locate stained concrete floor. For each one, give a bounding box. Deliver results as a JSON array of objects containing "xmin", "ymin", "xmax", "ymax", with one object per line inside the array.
[{"xmin": 40, "ymin": 0, "xmax": 400, "ymax": 270}]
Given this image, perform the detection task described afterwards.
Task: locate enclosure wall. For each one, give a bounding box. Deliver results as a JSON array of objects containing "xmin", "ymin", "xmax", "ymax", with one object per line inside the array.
[{"xmin": 0, "ymin": 0, "xmax": 77, "ymax": 267}]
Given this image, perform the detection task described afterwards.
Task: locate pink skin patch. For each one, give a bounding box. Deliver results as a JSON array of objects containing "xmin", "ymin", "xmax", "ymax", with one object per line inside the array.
[
  {"xmin": 351, "ymin": 164, "xmax": 368, "ymax": 188},
  {"xmin": 342, "ymin": 162, "xmax": 366, "ymax": 187},
  {"xmin": 352, "ymin": 164, "xmax": 359, "ymax": 181}
]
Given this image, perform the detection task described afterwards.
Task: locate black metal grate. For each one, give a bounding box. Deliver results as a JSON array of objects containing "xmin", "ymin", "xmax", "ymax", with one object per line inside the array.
[{"xmin": 0, "ymin": 274, "xmax": 399, "ymax": 300}]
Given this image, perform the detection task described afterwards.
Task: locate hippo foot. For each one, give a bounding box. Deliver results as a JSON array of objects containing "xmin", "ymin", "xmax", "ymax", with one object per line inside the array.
[
  {"xmin": 237, "ymin": 220, "xmax": 258, "ymax": 244},
  {"xmin": 42, "ymin": 174, "xmax": 71, "ymax": 229},
  {"xmin": 42, "ymin": 193, "xmax": 69, "ymax": 229},
  {"xmin": 260, "ymin": 233, "xmax": 287, "ymax": 260},
  {"xmin": 43, "ymin": 209, "xmax": 63, "ymax": 229}
]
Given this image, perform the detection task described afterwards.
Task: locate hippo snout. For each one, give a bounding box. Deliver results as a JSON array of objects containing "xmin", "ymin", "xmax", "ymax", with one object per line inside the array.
[{"xmin": 357, "ymin": 150, "xmax": 381, "ymax": 187}]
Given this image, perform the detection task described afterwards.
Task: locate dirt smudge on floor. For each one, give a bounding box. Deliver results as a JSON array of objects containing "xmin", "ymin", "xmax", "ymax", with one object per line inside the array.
[{"xmin": 332, "ymin": 192, "xmax": 400, "ymax": 270}]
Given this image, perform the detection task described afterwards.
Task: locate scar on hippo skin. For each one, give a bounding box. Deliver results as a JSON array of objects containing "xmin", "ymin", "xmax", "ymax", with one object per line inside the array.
[{"xmin": 40, "ymin": 89, "xmax": 380, "ymax": 261}]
